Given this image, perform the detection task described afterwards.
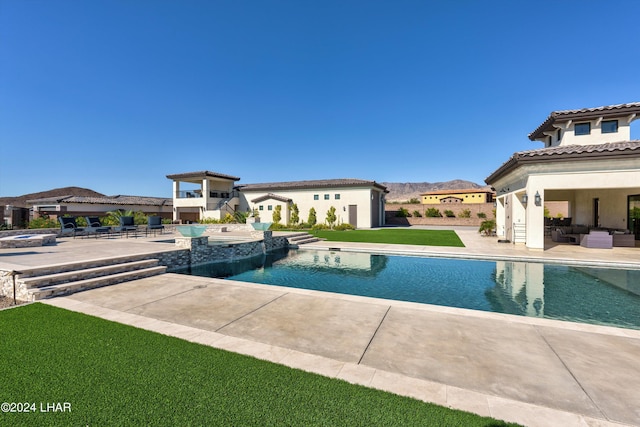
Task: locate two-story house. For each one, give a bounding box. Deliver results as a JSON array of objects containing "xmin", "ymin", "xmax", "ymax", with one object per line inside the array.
[
  {"xmin": 167, "ymin": 171, "xmax": 388, "ymax": 228},
  {"xmin": 486, "ymin": 102, "xmax": 640, "ymax": 249}
]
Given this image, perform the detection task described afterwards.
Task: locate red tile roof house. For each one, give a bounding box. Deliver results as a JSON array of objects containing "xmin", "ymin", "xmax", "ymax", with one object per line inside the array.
[{"xmin": 485, "ymin": 102, "xmax": 640, "ymax": 249}]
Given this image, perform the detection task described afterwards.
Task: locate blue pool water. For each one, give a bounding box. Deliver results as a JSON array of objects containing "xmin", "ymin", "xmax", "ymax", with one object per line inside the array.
[{"xmin": 176, "ymin": 248, "xmax": 640, "ymax": 330}]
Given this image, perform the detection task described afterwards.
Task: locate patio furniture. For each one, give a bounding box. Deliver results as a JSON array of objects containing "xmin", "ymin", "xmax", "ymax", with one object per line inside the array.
[
  {"xmin": 146, "ymin": 216, "xmax": 165, "ymax": 236},
  {"xmin": 59, "ymin": 217, "xmax": 84, "ymax": 238},
  {"xmin": 83, "ymin": 216, "xmax": 112, "ymax": 238},
  {"xmin": 612, "ymin": 231, "xmax": 635, "ymax": 247},
  {"xmin": 580, "ymin": 231, "xmax": 613, "ymax": 249},
  {"xmin": 117, "ymin": 216, "xmax": 138, "ymax": 238}
]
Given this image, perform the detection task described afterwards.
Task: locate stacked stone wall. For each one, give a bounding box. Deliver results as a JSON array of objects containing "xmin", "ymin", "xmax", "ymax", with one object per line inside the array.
[{"xmin": 385, "ymin": 203, "xmax": 495, "ymax": 227}]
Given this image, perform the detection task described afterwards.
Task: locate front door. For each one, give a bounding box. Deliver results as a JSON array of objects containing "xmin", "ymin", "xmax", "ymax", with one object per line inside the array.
[
  {"xmin": 628, "ymin": 195, "xmax": 640, "ymax": 240},
  {"xmin": 593, "ymin": 198, "xmax": 600, "ymax": 228},
  {"xmin": 348, "ymin": 205, "xmax": 357, "ymax": 228}
]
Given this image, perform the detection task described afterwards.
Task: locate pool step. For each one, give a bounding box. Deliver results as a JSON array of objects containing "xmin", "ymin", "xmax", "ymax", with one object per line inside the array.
[
  {"xmin": 22, "ymin": 258, "xmax": 167, "ymax": 301},
  {"xmin": 28, "ymin": 266, "xmax": 166, "ymax": 300},
  {"xmin": 286, "ymin": 232, "xmax": 324, "ymax": 247}
]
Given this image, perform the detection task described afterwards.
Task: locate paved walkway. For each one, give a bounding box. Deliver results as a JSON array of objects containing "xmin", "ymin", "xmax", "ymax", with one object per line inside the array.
[{"xmin": 2, "ymin": 229, "xmax": 640, "ymax": 427}]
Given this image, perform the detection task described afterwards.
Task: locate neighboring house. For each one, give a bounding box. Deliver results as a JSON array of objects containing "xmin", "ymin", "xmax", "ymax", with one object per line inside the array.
[
  {"xmin": 485, "ymin": 102, "xmax": 640, "ymax": 249},
  {"xmin": 167, "ymin": 171, "xmax": 388, "ymax": 228},
  {"xmin": 421, "ymin": 189, "xmax": 494, "ymax": 204},
  {"xmin": 29, "ymin": 195, "xmax": 173, "ymax": 220}
]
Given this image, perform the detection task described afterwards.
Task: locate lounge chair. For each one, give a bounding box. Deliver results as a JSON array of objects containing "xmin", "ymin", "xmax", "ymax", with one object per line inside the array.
[
  {"xmin": 146, "ymin": 216, "xmax": 164, "ymax": 236},
  {"xmin": 117, "ymin": 216, "xmax": 138, "ymax": 238},
  {"xmin": 84, "ymin": 216, "xmax": 112, "ymax": 238},
  {"xmin": 59, "ymin": 217, "xmax": 84, "ymax": 238}
]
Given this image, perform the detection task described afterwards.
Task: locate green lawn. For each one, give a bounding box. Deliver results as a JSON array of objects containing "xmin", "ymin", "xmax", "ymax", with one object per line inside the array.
[
  {"xmin": 309, "ymin": 228, "xmax": 465, "ymax": 247},
  {"xmin": 0, "ymin": 304, "xmax": 517, "ymax": 426}
]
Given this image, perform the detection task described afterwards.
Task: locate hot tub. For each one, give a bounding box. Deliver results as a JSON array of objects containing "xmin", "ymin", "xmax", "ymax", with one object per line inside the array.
[{"xmin": 0, "ymin": 234, "xmax": 57, "ymax": 249}]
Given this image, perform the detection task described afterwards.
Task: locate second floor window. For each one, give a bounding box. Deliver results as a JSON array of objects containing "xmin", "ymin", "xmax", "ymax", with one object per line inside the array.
[
  {"xmin": 575, "ymin": 122, "xmax": 591, "ymax": 136},
  {"xmin": 602, "ymin": 120, "xmax": 618, "ymax": 133}
]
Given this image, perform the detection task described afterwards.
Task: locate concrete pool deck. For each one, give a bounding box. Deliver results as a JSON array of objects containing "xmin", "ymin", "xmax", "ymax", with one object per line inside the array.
[{"xmin": 2, "ymin": 228, "xmax": 639, "ymax": 426}]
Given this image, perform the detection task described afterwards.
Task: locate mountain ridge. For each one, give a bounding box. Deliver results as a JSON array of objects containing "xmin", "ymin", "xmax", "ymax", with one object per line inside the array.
[{"xmin": 381, "ymin": 180, "xmax": 490, "ymax": 202}]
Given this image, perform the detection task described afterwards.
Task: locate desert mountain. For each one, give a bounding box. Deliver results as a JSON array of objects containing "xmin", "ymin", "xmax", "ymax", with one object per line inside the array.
[
  {"xmin": 382, "ymin": 180, "xmax": 490, "ymax": 202},
  {"xmin": 0, "ymin": 187, "xmax": 106, "ymax": 208}
]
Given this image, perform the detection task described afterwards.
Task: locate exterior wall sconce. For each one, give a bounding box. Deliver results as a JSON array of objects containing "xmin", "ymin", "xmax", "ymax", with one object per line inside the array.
[
  {"xmin": 534, "ymin": 191, "xmax": 542, "ymax": 206},
  {"xmin": 521, "ymin": 193, "xmax": 528, "ymax": 204}
]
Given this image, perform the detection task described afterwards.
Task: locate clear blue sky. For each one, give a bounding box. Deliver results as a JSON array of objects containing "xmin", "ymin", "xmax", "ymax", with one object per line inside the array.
[{"xmin": 2, "ymin": 0, "xmax": 639, "ymax": 198}]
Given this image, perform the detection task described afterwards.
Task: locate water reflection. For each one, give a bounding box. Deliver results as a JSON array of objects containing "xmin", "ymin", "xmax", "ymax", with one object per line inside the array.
[{"xmin": 175, "ymin": 250, "xmax": 640, "ymax": 329}]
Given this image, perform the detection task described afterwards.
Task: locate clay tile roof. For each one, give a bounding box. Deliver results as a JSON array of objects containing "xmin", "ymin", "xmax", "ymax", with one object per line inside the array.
[
  {"xmin": 237, "ymin": 178, "xmax": 389, "ymax": 192},
  {"xmin": 485, "ymin": 141, "xmax": 640, "ymax": 184},
  {"xmin": 27, "ymin": 195, "xmax": 172, "ymax": 206},
  {"xmin": 528, "ymin": 102, "xmax": 640, "ymax": 141},
  {"xmin": 166, "ymin": 170, "xmax": 241, "ymax": 181},
  {"xmin": 250, "ymin": 193, "xmax": 293, "ymax": 203},
  {"xmin": 420, "ymin": 188, "xmax": 492, "ymax": 196}
]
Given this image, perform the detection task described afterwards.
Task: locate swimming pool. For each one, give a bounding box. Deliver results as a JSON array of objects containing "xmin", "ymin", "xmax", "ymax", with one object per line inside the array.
[{"xmin": 175, "ymin": 248, "xmax": 640, "ymax": 330}]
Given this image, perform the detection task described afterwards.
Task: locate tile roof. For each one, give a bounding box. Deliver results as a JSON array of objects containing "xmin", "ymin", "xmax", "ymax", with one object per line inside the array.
[
  {"xmin": 420, "ymin": 188, "xmax": 493, "ymax": 196},
  {"xmin": 528, "ymin": 102, "xmax": 640, "ymax": 140},
  {"xmin": 250, "ymin": 193, "xmax": 293, "ymax": 203},
  {"xmin": 237, "ymin": 178, "xmax": 389, "ymax": 192},
  {"xmin": 27, "ymin": 195, "xmax": 172, "ymax": 206},
  {"xmin": 485, "ymin": 141, "xmax": 640, "ymax": 184},
  {"xmin": 166, "ymin": 170, "xmax": 241, "ymax": 181}
]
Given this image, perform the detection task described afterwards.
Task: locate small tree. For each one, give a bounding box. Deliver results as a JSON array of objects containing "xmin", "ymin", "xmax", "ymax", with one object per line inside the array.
[
  {"xmin": 307, "ymin": 207, "xmax": 317, "ymax": 226},
  {"xmin": 326, "ymin": 206, "xmax": 337, "ymax": 229},
  {"xmin": 479, "ymin": 219, "xmax": 496, "ymax": 236},
  {"xmin": 272, "ymin": 205, "xmax": 282, "ymax": 224},
  {"xmin": 444, "ymin": 210, "xmax": 455, "ymax": 218},
  {"xmin": 290, "ymin": 203, "xmax": 299, "ymax": 225}
]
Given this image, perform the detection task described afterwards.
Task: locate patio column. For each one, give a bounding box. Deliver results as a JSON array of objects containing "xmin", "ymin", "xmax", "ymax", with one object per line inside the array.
[{"xmin": 525, "ymin": 188, "xmax": 545, "ymax": 250}]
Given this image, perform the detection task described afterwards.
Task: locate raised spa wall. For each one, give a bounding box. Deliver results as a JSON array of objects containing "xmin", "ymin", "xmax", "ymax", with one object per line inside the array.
[{"xmin": 174, "ymin": 231, "xmax": 288, "ymax": 268}]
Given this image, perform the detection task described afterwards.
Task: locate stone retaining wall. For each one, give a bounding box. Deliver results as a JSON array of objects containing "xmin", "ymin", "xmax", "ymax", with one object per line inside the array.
[
  {"xmin": 174, "ymin": 231, "xmax": 288, "ymax": 268},
  {"xmin": 385, "ymin": 203, "xmax": 494, "ymax": 227}
]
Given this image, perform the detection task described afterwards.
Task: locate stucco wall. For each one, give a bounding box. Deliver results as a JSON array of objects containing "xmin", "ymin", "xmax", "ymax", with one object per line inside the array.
[{"xmin": 239, "ymin": 187, "xmax": 385, "ymax": 228}]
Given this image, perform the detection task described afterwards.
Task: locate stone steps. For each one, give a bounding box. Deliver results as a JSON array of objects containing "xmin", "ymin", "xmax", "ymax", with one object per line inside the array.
[
  {"xmin": 286, "ymin": 232, "xmax": 324, "ymax": 247},
  {"xmin": 28, "ymin": 266, "xmax": 166, "ymax": 300},
  {"xmin": 23, "ymin": 259, "xmax": 161, "ymax": 288}
]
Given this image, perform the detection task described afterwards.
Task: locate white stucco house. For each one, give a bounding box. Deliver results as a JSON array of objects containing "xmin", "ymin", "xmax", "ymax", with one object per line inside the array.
[
  {"xmin": 486, "ymin": 102, "xmax": 640, "ymax": 249},
  {"xmin": 166, "ymin": 171, "xmax": 388, "ymax": 228}
]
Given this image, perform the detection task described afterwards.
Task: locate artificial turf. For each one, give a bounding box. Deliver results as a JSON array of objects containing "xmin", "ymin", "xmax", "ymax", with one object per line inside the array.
[
  {"xmin": 309, "ymin": 228, "xmax": 465, "ymax": 247},
  {"xmin": 0, "ymin": 304, "xmax": 519, "ymax": 426}
]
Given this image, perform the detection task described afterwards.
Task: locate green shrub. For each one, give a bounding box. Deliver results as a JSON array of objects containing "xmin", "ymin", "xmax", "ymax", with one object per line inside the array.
[
  {"xmin": 311, "ymin": 223, "xmax": 329, "ymax": 230},
  {"xmin": 477, "ymin": 212, "xmax": 487, "ymax": 219},
  {"xmin": 425, "ymin": 208, "xmax": 442, "ymax": 217},
  {"xmin": 444, "ymin": 210, "xmax": 455, "ymax": 218},
  {"xmin": 290, "ymin": 203, "xmax": 300, "ymax": 225},
  {"xmin": 334, "ymin": 223, "xmax": 355, "ymax": 231},
  {"xmin": 307, "ymin": 208, "xmax": 317, "ymax": 226},
  {"xmin": 272, "ymin": 205, "xmax": 282, "ymax": 224},
  {"xmin": 412, "ymin": 210, "xmax": 422, "ymax": 217},
  {"xmin": 28, "ymin": 217, "xmax": 58, "ymax": 229},
  {"xmin": 478, "ymin": 219, "xmax": 496, "ymax": 235},
  {"xmin": 459, "ymin": 209, "xmax": 471, "ymax": 218},
  {"xmin": 396, "ymin": 208, "xmax": 411, "ymax": 218},
  {"xmin": 408, "ymin": 198, "xmax": 420, "ymax": 204},
  {"xmin": 326, "ymin": 206, "xmax": 337, "ymax": 228}
]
